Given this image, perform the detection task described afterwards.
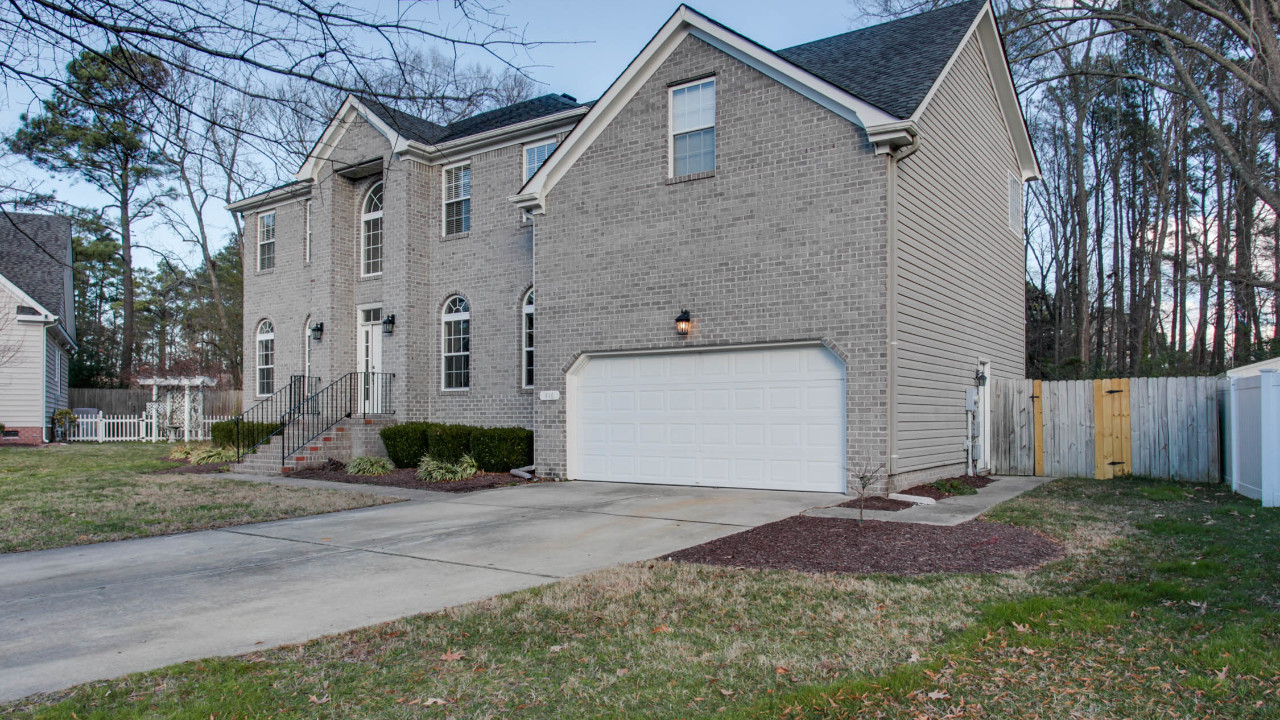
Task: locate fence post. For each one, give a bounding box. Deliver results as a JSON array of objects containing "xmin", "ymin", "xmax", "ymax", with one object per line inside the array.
[
  {"xmin": 1261, "ymin": 370, "xmax": 1278, "ymax": 508},
  {"xmin": 97, "ymin": 414, "xmax": 104, "ymax": 443}
]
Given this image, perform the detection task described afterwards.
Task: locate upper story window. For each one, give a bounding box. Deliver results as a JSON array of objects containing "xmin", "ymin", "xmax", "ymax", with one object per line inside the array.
[
  {"xmin": 362, "ymin": 182, "xmax": 383, "ymax": 276},
  {"xmin": 524, "ymin": 140, "xmax": 556, "ymax": 182},
  {"xmin": 257, "ymin": 211, "xmax": 276, "ymax": 271},
  {"xmin": 443, "ymin": 163, "xmax": 471, "ymax": 235},
  {"xmin": 522, "ymin": 288, "xmax": 534, "ymax": 388},
  {"xmin": 304, "ymin": 200, "xmax": 312, "ymax": 263},
  {"xmin": 442, "ymin": 295, "xmax": 470, "ymax": 390},
  {"xmin": 256, "ymin": 320, "xmax": 275, "ymax": 396},
  {"xmin": 670, "ymin": 78, "xmax": 716, "ymax": 177}
]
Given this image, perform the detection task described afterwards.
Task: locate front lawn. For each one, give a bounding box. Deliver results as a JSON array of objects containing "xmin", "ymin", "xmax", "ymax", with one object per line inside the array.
[
  {"xmin": 0, "ymin": 443, "xmax": 396, "ymax": 553},
  {"xmin": 3, "ymin": 475, "xmax": 1276, "ymax": 719}
]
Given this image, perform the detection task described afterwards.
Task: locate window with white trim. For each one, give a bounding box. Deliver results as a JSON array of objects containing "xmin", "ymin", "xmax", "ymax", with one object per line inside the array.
[
  {"xmin": 362, "ymin": 182, "xmax": 383, "ymax": 276},
  {"xmin": 522, "ymin": 288, "xmax": 534, "ymax": 388},
  {"xmin": 442, "ymin": 295, "xmax": 470, "ymax": 389},
  {"xmin": 1008, "ymin": 172, "xmax": 1023, "ymax": 235},
  {"xmin": 524, "ymin": 140, "xmax": 556, "ymax": 181},
  {"xmin": 256, "ymin": 320, "xmax": 275, "ymax": 396},
  {"xmin": 257, "ymin": 212, "xmax": 275, "ymax": 271},
  {"xmin": 443, "ymin": 163, "xmax": 471, "ymax": 235},
  {"xmin": 670, "ymin": 78, "xmax": 716, "ymax": 177},
  {"xmin": 304, "ymin": 200, "xmax": 312, "ymax": 263}
]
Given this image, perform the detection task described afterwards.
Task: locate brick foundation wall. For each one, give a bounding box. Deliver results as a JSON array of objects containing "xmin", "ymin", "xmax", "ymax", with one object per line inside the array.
[{"xmin": 0, "ymin": 426, "xmax": 45, "ymax": 444}]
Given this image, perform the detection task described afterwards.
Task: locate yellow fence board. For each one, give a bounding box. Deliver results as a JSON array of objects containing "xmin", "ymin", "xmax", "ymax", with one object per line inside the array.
[
  {"xmin": 1093, "ymin": 378, "xmax": 1132, "ymax": 478},
  {"xmin": 1033, "ymin": 379, "xmax": 1044, "ymax": 476}
]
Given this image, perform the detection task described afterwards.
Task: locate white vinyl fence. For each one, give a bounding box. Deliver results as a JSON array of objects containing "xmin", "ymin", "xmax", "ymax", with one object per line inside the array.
[
  {"xmin": 1226, "ymin": 370, "xmax": 1279, "ymax": 506},
  {"xmin": 68, "ymin": 414, "xmax": 232, "ymax": 443}
]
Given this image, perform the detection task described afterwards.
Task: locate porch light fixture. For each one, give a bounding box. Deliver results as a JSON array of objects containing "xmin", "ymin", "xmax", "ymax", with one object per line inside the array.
[
  {"xmin": 382, "ymin": 314, "xmax": 396, "ymax": 335},
  {"xmin": 674, "ymin": 309, "xmax": 692, "ymax": 336},
  {"xmin": 310, "ymin": 322, "xmax": 324, "ymax": 341},
  {"xmin": 974, "ymin": 368, "xmax": 987, "ymax": 386}
]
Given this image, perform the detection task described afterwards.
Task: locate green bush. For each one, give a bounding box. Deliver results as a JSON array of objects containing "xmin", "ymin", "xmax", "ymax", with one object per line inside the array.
[
  {"xmin": 470, "ymin": 427, "xmax": 534, "ymax": 472},
  {"xmin": 380, "ymin": 422, "xmax": 431, "ymax": 468},
  {"xmin": 210, "ymin": 420, "xmax": 279, "ymax": 450},
  {"xmin": 424, "ymin": 423, "xmax": 473, "ymax": 463},
  {"xmin": 347, "ymin": 456, "xmax": 395, "ymax": 476},
  {"xmin": 933, "ymin": 478, "xmax": 978, "ymax": 496},
  {"xmin": 417, "ymin": 454, "xmax": 478, "ymax": 483}
]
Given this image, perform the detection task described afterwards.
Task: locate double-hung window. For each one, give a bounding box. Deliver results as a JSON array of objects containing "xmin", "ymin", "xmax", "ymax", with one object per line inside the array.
[
  {"xmin": 524, "ymin": 140, "xmax": 556, "ymax": 181},
  {"xmin": 256, "ymin": 320, "xmax": 275, "ymax": 396},
  {"xmin": 257, "ymin": 211, "xmax": 276, "ymax": 271},
  {"xmin": 362, "ymin": 183, "xmax": 383, "ymax": 276},
  {"xmin": 443, "ymin": 163, "xmax": 471, "ymax": 235},
  {"xmin": 670, "ymin": 78, "xmax": 716, "ymax": 177}
]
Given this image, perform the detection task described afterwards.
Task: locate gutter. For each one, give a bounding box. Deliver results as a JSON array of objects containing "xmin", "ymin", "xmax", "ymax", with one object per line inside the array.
[
  {"xmin": 226, "ymin": 180, "xmax": 314, "ymax": 213},
  {"xmin": 397, "ymin": 106, "xmax": 588, "ymax": 166},
  {"xmin": 16, "ymin": 312, "xmax": 77, "ymax": 352}
]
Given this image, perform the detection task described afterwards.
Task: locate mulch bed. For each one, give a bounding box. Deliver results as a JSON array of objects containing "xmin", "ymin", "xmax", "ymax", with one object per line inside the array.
[
  {"xmin": 289, "ymin": 460, "xmax": 546, "ymax": 493},
  {"xmin": 662, "ymin": 515, "xmax": 1061, "ymax": 575},
  {"xmin": 154, "ymin": 459, "xmax": 232, "ymax": 475},
  {"xmin": 898, "ymin": 474, "xmax": 998, "ymax": 501},
  {"xmin": 837, "ymin": 495, "xmax": 916, "ymax": 512}
]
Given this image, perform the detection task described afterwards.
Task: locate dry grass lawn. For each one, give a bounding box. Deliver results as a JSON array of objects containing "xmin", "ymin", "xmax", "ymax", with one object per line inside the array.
[{"xmin": 0, "ymin": 443, "xmax": 396, "ymax": 553}]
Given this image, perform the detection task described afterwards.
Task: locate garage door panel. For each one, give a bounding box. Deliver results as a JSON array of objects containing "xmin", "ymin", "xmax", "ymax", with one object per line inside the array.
[{"xmin": 571, "ymin": 346, "xmax": 845, "ymax": 492}]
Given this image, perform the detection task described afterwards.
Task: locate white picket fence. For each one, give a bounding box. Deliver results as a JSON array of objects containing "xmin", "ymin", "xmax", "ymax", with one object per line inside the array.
[
  {"xmin": 1225, "ymin": 370, "xmax": 1280, "ymax": 507},
  {"xmin": 68, "ymin": 414, "xmax": 232, "ymax": 443}
]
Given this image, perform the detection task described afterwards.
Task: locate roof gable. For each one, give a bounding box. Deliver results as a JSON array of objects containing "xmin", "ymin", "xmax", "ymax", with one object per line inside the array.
[
  {"xmin": 0, "ymin": 213, "xmax": 72, "ymax": 323},
  {"xmin": 776, "ymin": 0, "xmax": 985, "ymax": 120}
]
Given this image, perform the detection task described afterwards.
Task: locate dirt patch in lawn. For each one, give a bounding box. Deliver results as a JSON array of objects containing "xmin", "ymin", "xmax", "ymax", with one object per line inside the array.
[
  {"xmin": 289, "ymin": 461, "xmax": 549, "ymax": 493},
  {"xmin": 898, "ymin": 474, "xmax": 997, "ymax": 501},
  {"xmin": 151, "ymin": 459, "xmax": 231, "ymax": 475},
  {"xmin": 837, "ymin": 495, "xmax": 916, "ymax": 512},
  {"xmin": 663, "ymin": 515, "xmax": 1061, "ymax": 575}
]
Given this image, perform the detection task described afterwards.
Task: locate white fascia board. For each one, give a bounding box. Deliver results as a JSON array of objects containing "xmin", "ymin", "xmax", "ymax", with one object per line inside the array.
[
  {"xmin": 907, "ymin": 2, "xmax": 1040, "ymax": 181},
  {"xmin": 0, "ymin": 272, "xmax": 54, "ymax": 319},
  {"xmin": 296, "ymin": 96, "xmax": 405, "ymax": 181},
  {"xmin": 397, "ymin": 107, "xmax": 587, "ymax": 166},
  {"xmin": 514, "ymin": 5, "xmax": 901, "ymax": 214},
  {"xmin": 225, "ymin": 180, "xmax": 313, "ymax": 213}
]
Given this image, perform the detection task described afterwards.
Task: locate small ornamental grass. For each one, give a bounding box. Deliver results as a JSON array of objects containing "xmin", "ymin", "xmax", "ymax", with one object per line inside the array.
[
  {"xmin": 417, "ymin": 453, "xmax": 478, "ymax": 483},
  {"xmin": 187, "ymin": 447, "xmax": 240, "ymax": 465},
  {"xmin": 346, "ymin": 456, "xmax": 395, "ymax": 476}
]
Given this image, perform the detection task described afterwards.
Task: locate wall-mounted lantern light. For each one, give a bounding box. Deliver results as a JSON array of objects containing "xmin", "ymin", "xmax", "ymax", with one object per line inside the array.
[
  {"xmin": 974, "ymin": 368, "xmax": 987, "ymax": 386},
  {"xmin": 310, "ymin": 322, "xmax": 324, "ymax": 341},
  {"xmin": 382, "ymin": 314, "xmax": 396, "ymax": 335},
  {"xmin": 675, "ymin": 309, "xmax": 692, "ymax": 337}
]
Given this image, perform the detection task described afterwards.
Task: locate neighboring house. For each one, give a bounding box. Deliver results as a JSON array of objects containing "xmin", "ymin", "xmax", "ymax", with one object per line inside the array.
[
  {"xmin": 1226, "ymin": 356, "xmax": 1280, "ymax": 379},
  {"xmin": 0, "ymin": 213, "xmax": 76, "ymax": 444},
  {"xmin": 230, "ymin": 0, "xmax": 1039, "ymax": 491}
]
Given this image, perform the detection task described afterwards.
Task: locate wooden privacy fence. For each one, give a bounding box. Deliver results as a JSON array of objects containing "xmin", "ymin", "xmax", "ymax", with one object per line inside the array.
[
  {"xmin": 69, "ymin": 388, "xmax": 241, "ymax": 415},
  {"xmin": 990, "ymin": 376, "xmax": 1221, "ymax": 482}
]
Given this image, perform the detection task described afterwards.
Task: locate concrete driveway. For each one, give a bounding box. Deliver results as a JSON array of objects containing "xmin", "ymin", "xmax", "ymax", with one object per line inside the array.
[{"xmin": 0, "ymin": 480, "xmax": 842, "ymax": 702}]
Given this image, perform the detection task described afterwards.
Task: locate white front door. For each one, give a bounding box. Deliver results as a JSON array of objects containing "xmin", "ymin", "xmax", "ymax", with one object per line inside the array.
[
  {"xmin": 359, "ymin": 307, "xmax": 383, "ymax": 413},
  {"xmin": 567, "ymin": 345, "xmax": 846, "ymax": 492}
]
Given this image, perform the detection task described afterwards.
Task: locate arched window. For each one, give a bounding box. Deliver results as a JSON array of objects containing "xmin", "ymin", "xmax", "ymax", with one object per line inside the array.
[
  {"xmin": 442, "ymin": 296, "xmax": 470, "ymax": 389},
  {"xmin": 256, "ymin": 320, "xmax": 275, "ymax": 396},
  {"xmin": 361, "ymin": 182, "xmax": 383, "ymax": 276},
  {"xmin": 522, "ymin": 289, "xmax": 534, "ymax": 388}
]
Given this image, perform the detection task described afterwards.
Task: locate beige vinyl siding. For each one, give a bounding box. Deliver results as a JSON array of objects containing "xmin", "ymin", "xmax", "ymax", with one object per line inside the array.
[
  {"xmin": 892, "ymin": 34, "xmax": 1025, "ymax": 474},
  {"xmin": 0, "ymin": 287, "xmax": 49, "ymax": 427}
]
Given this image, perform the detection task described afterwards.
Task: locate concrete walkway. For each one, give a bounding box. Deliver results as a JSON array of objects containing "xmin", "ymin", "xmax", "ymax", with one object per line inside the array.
[
  {"xmin": 806, "ymin": 475, "xmax": 1056, "ymax": 526},
  {"xmin": 0, "ymin": 481, "xmax": 843, "ymax": 702}
]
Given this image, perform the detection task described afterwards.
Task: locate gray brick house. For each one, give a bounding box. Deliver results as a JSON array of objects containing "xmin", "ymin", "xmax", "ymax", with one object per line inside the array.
[{"xmin": 229, "ymin": 0, "xmax": 1039, "ymax": 491}]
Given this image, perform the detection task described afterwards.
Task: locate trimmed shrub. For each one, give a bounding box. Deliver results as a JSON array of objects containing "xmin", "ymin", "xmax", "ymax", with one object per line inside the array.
[
  {"xmin": 380, "ymin": 422, "xmax": 431, "ymax": 468},
  {"xmin": 210, "ymin": 420, "xmax": 279, "ymax": 450},
  {"xmin": 347, "ymin": 456, "xmax": 395, "ymax": 476},
  {"xmin": 417, "ymin": 454, "xmax": 478, "ymax": 483},
  {"xmin": 470, "ymin": 427, "xmax": 534, "ymax": 472},
  {"xmin": 425, "ymin": 423, "xmax": 472, "ymax": 463}
]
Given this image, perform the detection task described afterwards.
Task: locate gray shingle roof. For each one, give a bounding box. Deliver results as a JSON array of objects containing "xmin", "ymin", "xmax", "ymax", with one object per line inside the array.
[
  {"xmin": 776, "ymin": 0, "xmax": 986, "ymax": 119},
  {"xmin": 0, "ymin": 212, "xmax": 73, "ymax": 338},
  {"xmin": 359, "ymin": 93, "xmax": 584, "ymax": 146}
]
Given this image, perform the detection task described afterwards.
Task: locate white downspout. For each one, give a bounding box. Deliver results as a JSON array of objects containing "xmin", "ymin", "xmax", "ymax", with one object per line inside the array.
[{"xmin": 883, "ymin": 132, "xmax": 920, "ymax": 483}]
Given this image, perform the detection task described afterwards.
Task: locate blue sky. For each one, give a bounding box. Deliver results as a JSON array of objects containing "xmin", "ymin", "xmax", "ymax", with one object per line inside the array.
[{"xmin": 0, "ymin": 0, "xmax": 876, "ymax": 268}]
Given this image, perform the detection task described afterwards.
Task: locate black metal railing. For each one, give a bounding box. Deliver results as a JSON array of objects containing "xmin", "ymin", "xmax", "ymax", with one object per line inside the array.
[
  {"xmin": 278, "ymin": 372, "xmax": 395, "ymax": 466},
  {"xmin": 231, "ymin": 375, "xmax": 320, "ymax": 459}
]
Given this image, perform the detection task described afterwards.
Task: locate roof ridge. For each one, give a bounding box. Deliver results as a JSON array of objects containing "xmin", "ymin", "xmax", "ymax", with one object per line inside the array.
[{"xmin": 779, "ymin": 0, "xmax": 985, "ymax": 52}]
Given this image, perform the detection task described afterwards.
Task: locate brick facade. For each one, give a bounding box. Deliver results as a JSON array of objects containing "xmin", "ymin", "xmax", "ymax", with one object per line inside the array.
[{"xmin": 532, "ymin": 35, "xmax": 890, "ymax": 479}]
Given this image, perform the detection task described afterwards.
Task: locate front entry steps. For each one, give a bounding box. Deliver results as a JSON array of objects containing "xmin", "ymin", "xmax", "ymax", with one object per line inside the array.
[{"xmin": 229, "ymin": 417, "xmax": 396, "ymax": 476}]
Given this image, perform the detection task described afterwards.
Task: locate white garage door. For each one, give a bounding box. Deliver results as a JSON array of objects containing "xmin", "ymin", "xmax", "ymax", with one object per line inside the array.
[{"xmin": 568, "ymin": 345, "xmax": 845, "ymax": 492}]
